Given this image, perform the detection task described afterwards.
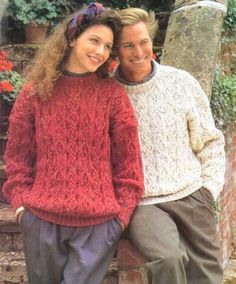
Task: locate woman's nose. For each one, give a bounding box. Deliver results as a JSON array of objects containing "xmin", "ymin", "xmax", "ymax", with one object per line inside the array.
[{"xmin": 96, "ymin": 44, "xmax": 105, "ymax": 55}]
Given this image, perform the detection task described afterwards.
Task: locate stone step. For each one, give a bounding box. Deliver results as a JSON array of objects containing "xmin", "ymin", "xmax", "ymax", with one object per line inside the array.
[
  {"xmin": 0, "ymin": 203, "xmax": 119, "ymax": 283},
  {"xmin": 0, "ymin": 251, "xmax": 27, "ymax": 284},
  {"xmin": 0, "ymin": 251, "xmax": 118, "ymax": 284},
  {"xmin": 0, "ymin": 204, "xmax": 148, "ymax": 283},
  {"xmin": 0, "ymin": 203, "xmax": 19, "ymax": 233},
  {"xmin": 0, "ymin": 203, "xmax": 23, "ymax": 254},
  {"xmin": 0, "ymin": 244, "xmax": 235, "ymax": 284}
]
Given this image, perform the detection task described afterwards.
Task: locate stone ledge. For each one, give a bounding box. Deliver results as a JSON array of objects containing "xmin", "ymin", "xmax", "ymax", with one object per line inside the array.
[
  {"xmin": 117, "ymin": 239, "xmax": 148, "ymax": 283},
  {"xmin": 1, "ymin": 43, "xmax": 39, "ymax": 60},
  {"xmin": 117, "ymin": 239, "xmax": 148, "ymax": 270},
  {"xmin": 0, "ymin": 205, "xmax": 148, "ymax": 283},
  {"xmin": 0, "ymin": 203, "xmax": 20, "ymax": 233},
  {"xmin": 1, "ymin": 44, "xmax": 39, "ymax": 73},
  {"xmin": 0, "ymin": 251, "xmax": 118, "ymax": 284}
]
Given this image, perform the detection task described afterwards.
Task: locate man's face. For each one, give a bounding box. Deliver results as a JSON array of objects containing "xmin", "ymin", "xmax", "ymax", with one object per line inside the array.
[{"xmin": 118, "ymin": 21, "xmax": 153, "ymax": 82}]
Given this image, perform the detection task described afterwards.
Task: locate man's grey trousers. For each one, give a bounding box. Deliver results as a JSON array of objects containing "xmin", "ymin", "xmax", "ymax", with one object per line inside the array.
[{"xmin": 129, "ymin": 187, "xmax": 223, "ymax": 284}]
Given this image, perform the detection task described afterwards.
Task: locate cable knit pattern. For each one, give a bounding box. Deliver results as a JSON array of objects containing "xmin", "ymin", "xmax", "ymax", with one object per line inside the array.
[
  {"xmin": 3, "ymin": 73, "xmax": 144, "ymax": 228},
  {"xmin": 115, "ymin": 61, "xmax": 225, "ymax": 204}
]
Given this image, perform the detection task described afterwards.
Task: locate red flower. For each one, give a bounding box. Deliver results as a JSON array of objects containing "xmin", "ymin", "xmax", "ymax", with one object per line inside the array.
[
  {"xmin": 108, "ymin": 60, "xmax": 118, "ymax": 72},
  {"xmin": 0, "ymin": 50, "xmax": 13, "ymax": 71},
  {"xmin": 0, "ymin": 81, "xmax": 14, "ymax": 93},
  {"xmin": 0, "ymin": 51, "xmax": 8, "ymax": 60},
  {"xmin": 0, "ymin": 60, "xmax": 13, "ymax": 71},
  {"xmin": 152, "ymin": 53, "xmax": 161, "ymax": 63}
]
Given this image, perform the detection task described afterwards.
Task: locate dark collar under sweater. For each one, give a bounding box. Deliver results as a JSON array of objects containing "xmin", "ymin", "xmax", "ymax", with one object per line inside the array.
[{"xmin": 115, "ymin": 60, "xmax": 158, "ymax": 86}]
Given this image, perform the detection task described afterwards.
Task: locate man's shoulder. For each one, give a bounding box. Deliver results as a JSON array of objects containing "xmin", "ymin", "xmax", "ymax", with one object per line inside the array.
[{"xmin": 158, "ymin": 64, "xmax": 192, "ymax": 79}]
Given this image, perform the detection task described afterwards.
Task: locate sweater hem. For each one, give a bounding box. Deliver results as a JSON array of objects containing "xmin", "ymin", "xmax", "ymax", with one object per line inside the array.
[
  {"xmin": 139, "ymin": 182, "xmax": 202, "ymax": 205},
  {"xmin": 29, "ymin": 207, "xmax": 116, "ymax": 227}
]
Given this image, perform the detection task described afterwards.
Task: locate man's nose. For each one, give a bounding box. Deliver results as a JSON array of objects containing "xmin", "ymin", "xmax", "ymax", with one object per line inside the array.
[{"xmin": 133, "ymin": 45, "xmax": 143, "ymax": 57}]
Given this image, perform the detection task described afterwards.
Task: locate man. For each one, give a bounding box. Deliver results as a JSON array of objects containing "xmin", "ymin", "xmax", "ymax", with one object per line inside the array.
[{"xmin": 115, "ymin": 7, "xmax": 225, "ymax": 284}]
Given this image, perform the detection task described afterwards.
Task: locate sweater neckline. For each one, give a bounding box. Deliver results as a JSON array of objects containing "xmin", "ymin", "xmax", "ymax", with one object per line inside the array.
[
  {"xmin": 115, "ymin": 60, "xmax": 162, "ymax": 94},
  {"xmin": 115, "ymin": 60, "xmax": 157, "ymax": 86},
  {"xmin": 63, "ymin": 69, "xmax": 91, "ymax": 77}
]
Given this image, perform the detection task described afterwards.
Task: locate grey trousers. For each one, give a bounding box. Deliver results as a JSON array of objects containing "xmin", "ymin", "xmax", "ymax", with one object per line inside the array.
[
  {"xmin": 20, "ymin": 210, "xmax": 122, "ymax": 284},
  {"xmin": 128, "ymin": 187, "xmax": 223, "ymax": 284}
]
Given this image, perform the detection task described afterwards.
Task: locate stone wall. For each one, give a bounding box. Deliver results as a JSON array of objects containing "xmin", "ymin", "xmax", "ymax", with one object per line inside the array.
[
  {"xmin": 0, "ymin": 0, "xmax": 8, "ymax": 45},
  {"xmin": 161, "ymin": 1, "xmax": 226, "ymax": 97},
  {"xmin": 160, "ymin": 0, "xmax": 236, "ymax": 266}
]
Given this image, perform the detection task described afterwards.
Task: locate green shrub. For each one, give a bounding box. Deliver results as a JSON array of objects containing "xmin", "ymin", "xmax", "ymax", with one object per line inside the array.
[{"xmin": 211, "ymin": 70, "xmax": 236, "ymax": 130}]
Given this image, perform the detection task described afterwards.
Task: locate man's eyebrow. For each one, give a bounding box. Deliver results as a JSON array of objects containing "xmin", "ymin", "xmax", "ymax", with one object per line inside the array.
[
  {"xmin": 120, "ymin": 41, "xmax": 133, "ymax": 44},
  {"xmin": 121, "ymin": 37, "xmax": 150, "ymax": 43}
]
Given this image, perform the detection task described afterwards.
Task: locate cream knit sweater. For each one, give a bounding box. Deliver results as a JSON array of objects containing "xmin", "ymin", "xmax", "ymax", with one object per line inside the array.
[{"xmin": 116, "ymin": 61, "xmax": 225, "ymax": 204}]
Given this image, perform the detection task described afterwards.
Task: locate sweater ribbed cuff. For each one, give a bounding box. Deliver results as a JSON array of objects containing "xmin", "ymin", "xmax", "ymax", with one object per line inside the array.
[{"xmin": 117, "ymin": 206, "xmax": 135, "ymax": 228}]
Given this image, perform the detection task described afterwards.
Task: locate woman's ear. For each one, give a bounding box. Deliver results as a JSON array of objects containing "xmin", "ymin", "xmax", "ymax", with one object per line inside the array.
[
  {"xmin": 69, "ymin": 39, "xmax": 75, "ymax": 48},
  {"xmin": 111, "ymin": 46, "xmax": 118, "ymax": 58}
]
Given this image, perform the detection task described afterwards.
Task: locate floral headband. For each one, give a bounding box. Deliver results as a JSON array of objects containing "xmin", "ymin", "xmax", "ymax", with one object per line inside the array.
[{"xmin": 66, "ymin": 2, "xmax": 105, "ymax": 42}]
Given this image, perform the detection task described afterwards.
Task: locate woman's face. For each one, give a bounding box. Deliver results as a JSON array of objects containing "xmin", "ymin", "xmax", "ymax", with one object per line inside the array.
[{"xmin": 65, "ymin": 24, "xmax": 113, "ymax": 73}]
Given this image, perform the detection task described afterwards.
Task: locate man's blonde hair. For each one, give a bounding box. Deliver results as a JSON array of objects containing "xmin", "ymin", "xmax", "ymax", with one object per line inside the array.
[{"xmin": 118, "ymin": 8, "xmax": 158, "ymax": 40}]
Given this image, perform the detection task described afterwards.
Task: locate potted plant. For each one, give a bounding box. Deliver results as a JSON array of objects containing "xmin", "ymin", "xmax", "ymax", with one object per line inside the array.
[
  {"xmin": 0, "ymin": 50, "xmax": 25, "ymax": 118},
  {"xmin": 7, "ymin": 0, "xmax": 63, "ymax": 43}
]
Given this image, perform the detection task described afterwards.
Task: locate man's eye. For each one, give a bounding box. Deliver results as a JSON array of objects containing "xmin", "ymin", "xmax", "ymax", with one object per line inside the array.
[
  {"xmin": 123, "ymin": 44, "xmax": 133, "ymax": 49},
  {"xmin": 141, "ymin": 40, "xmax": 150, "ymax": 46}
]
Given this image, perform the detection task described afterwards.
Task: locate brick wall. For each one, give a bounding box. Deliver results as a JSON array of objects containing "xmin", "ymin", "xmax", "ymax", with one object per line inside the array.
[
  {"xmin": 217, "ymin": 40, "xmax": 236, "ymax": 266},
  {"xmin": 218, "ymin": 126, "xmax": 236, "ymax": 266}
]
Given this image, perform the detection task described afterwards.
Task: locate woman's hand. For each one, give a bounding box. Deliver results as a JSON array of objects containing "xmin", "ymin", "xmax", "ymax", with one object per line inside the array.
[
  {"xmin": 116, "ymin": 218, "xmax": 125, "ymax": 231},
  {"xmin": 15, "ymin": 206, "xmax": 25, "ymax": 224}
]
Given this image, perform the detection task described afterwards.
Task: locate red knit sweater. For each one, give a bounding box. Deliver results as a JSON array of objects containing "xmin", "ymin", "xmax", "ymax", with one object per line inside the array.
[{"xmin": 3, "ymin": 73, "xmax": 144, "ymax": 228}]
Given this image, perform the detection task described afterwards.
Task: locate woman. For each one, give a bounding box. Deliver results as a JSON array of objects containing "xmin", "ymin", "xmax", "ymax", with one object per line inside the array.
[{"xmin": 2, "ymin": 3, "xmax": 144, "ymax": 284}]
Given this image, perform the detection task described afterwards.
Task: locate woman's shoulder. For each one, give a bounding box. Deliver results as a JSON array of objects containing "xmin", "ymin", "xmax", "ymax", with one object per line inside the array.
[{"xmin": 93, "ymin": 75, "xmax": 126, "ymax": 95}]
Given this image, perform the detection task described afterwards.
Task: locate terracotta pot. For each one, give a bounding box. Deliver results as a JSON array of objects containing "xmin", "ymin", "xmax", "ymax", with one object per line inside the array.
[{"xmin": 24, "ymin": 22, "xmax": 49, "ymax": 44}]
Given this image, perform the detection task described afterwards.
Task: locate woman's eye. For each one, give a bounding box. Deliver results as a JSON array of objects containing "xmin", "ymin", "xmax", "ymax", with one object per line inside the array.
[
  {"xmin": 90, "ymin": 38, "xmax": 99, "ymax": 44},
  {"xmin": 105, "ymin": 44, "xmax": 112, "ymax": 51}
]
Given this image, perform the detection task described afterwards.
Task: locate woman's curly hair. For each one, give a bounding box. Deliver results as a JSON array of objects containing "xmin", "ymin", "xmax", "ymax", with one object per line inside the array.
[{"xmin": 24, "ymin": 5, "xmax": 121, "ymax": 100}]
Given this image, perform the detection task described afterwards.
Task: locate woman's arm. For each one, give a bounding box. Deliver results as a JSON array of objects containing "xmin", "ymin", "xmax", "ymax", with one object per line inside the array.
[
  {"xmin": 110, "ymin": 85, "xmax": 144, "ymax": 228},
  {"xmin": 3, "ymin": 85, "xmax": 36, "ymax": 210}
]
